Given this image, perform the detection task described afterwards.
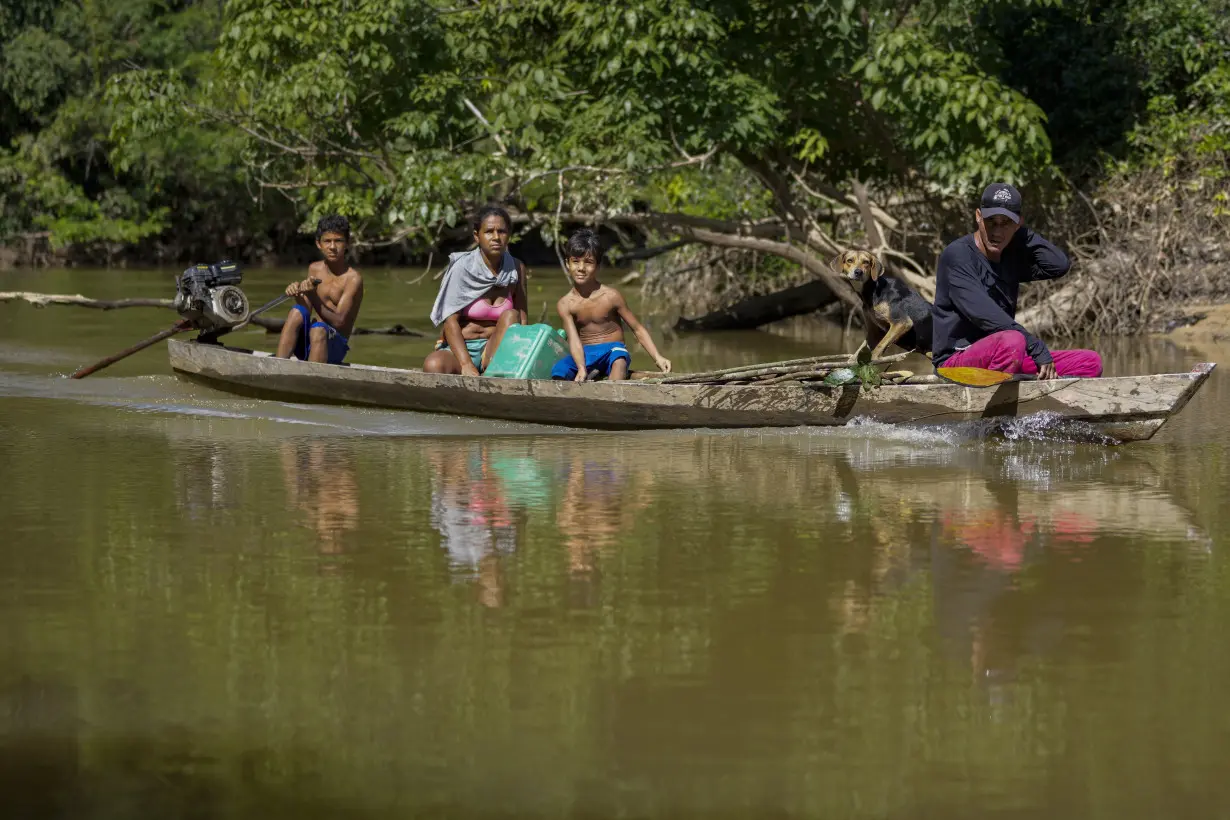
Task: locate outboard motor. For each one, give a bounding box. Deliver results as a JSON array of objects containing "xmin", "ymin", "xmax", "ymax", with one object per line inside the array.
[{"xmin": 172, "ymin": 260, "xmax": 250, "ymax": 333}]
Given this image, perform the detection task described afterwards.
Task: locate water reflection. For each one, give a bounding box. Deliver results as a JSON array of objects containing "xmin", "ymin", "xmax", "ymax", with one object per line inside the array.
[
  {"xmin": 280, "ymin": 439, "xmax": 361, "ymax": 558},
  {"xmin": 556, "ymin": 452, "xmax": 656, "ymax": 575},
  {"xmin": 795, "ymin": 436, "xmax": 1214, "ymax": 701},
  {"xmin": 173, "ymin": 442, "xmax": 243, "ymax": 519},
  {"xmin": 3, "ymin": 403, "xmax": 1226, "ymax": 818},
  {"xmin": 402, "ymin": 430, "xmax": 1217, "ymax": 664},
  {"xmin": 427, "ymin": 443, "xmax": 527, "ymax": 607}
]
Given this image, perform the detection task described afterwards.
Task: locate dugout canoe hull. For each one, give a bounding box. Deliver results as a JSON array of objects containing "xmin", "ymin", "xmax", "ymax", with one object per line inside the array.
[{"xmin": 166, "ymin": 340, "xmax": 1216, "ymax": 443}]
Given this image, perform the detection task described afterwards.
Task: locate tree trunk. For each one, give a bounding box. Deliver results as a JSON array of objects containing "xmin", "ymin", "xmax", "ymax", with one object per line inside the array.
[{"xmin": 673, "ymin": 279, "xmax": 841, "ymax": 331}]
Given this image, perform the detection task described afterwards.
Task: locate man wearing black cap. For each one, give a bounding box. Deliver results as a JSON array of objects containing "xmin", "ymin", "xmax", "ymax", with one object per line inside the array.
[{"xmin": 931, "ymin": 183, "xmax": 1103, "ymax": 379}]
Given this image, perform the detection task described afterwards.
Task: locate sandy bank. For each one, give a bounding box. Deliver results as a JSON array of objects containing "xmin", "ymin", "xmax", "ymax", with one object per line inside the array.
[{"xmin": 1156, "ymin": 304, "xmax": 1230, "ymax": 345}]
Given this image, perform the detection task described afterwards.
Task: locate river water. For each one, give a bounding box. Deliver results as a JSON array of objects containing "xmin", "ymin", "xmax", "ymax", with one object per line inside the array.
[{"xmin": 2, "ymin": 267, "xmax": 1228, "ymax": 818}]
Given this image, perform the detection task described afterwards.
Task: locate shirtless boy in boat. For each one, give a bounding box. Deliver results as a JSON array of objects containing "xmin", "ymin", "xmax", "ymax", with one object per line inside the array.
[
  {"xmin": 275, "ymin": 214, "xmax": 364, "ymax": 365},
  {"xmin": 552, "ymin": 229, "xmax": 670, "ymax": 382}
]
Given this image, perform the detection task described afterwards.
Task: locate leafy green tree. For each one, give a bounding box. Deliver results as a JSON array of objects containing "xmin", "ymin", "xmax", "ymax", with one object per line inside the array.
[
  {"xmin": 979, "ymin": 0, "xmax": 1230, "ymax": 178},
  {"xmin": 7, "ymin": 0, "xmax": 1220, "ymax": 284},
  {"xmin": 111, "ymin": 0, "xmax": 1058, "ymax": 297},
  {"xmin": 0, "ymin": 0, "xmax": 289, "ymax": 261}
]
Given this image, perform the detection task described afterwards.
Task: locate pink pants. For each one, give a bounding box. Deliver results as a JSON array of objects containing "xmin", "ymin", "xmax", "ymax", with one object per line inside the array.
[{"xmin": 943, "ymin": 330, "xmax": 1103, "ymax": 377}]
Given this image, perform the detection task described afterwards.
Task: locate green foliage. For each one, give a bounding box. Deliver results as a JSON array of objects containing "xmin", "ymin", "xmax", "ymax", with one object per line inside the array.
[
  {"xmin": 2, "ymin": 26, "xmax": 79, "ymax": 118},
  {"xmin": 984, "ymin": 0, "xmax": 1230, "ymax": 176},
  {"xmin": 0, "ymin": 143, "xmax": 169, "ymax": 248},
  {"xmin": 855, "ymin": 27, "xmax": 1052, "ymax": 191},
  {"xmin": 2, "ymin": 0, "xmax": 1226, "ymax": 262},
  {"xmin": 104, "ymin": 0, "xmax": 1076, "ymax": 248},
  {"xmin": 852, "ymin": 363, "xmax": 883, "ymax": 390},
  {"xmin": 1124, "ymin": 64, "xmax": 1230, "ymax": 181},
  {"xmin": 644, "ymin": 160, "xmax": 776, "ymax": 222},
  {"xmin": 0, "ymin": 0, "xmax": 257, "ymax": 257}
]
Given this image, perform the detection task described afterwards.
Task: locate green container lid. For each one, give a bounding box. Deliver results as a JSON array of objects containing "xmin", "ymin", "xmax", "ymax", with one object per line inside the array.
[{"xmin": 484, "ymin": 323, "xmax": 570, "ymax": 379}]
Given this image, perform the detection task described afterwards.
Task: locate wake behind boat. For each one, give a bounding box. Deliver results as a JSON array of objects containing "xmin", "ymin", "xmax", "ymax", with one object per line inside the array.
[{"xmin": 167, "ymin": 340, "xmax": 1215, "ymax": 443}]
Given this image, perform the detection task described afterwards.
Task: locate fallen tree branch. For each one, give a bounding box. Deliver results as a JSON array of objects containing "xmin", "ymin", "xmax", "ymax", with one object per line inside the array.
[
  {"xmin": 511, "ymin": 148, "xmax": 719, "ymax": 193},
  {"xmin": 671, "ymin": 224, "xmax": 861, "ymax": 312},
  {"xmin": 845, "ymin": 181, "xmax": 936, "ymax": 301},
  {"xmin": 0, "ymin": 291, "xmax": 173, "ymax": 309},
  {"xmin": 345, "ymin": 324, "xmax": 428, "ymax": 337},
  {"xmin": 1, "ymin": 291, "xmax": 428, "ymax": 338},
  {"xmin": 651, "ymin": 352, "xmax": 908, "ymax": 384},
  {"xmin": 673, "ymin": 280, "xmax": 837, "ymax": 331},
  {"xmin": 513, "ymin": 210, "xmax": 788, "ymax": 239},
  {"xmin": 790, "ymin": 171, "xmax": 901, "ymax": 231},
  {"xmin": 616, "ymin": 240, "xmax": 693, "ymax": 261},
  {"xmin": 851, "ymin": 178, "xmax": 886, "ymax": 250},
  {"xmin": 511, "ymin": 208, "xmax": 862, "ymax": 311}
]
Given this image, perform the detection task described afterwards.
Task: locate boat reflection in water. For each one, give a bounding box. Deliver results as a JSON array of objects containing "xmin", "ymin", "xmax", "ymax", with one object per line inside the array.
[
  {"xmin": 412, "ymin": 425, "xmax": 1211, "ymax": 648},
  {"xmin": 35, "ymin": 409, "xmax": 1214, "ymax": 817},
  {"xmin": 758, "ymin": 426, "xmax": 1215, "ymax": 705}
]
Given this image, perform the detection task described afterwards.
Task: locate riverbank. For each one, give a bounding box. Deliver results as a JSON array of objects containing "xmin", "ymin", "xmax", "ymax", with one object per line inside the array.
[{"xmin": 1157, "ymin": 303, "xmax": 1230, "ymax": 344}]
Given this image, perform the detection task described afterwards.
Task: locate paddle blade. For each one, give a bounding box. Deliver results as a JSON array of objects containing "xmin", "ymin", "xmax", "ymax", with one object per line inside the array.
[{"xmin": 936, "ymin": 366, "xmax": 1030, "ymax": 387}]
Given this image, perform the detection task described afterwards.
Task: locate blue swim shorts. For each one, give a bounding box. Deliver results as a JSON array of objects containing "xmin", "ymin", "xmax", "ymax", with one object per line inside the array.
[
  {"xmin": 292, "ymin": 303, "xmax": 349, "ymax": 365},
  {"xmin": 551, "ymin": 342, "xmax": 632, "ymax": 380}
]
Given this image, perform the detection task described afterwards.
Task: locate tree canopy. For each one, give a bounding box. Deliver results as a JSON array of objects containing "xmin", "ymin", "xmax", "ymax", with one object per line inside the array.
[{"xmin": 1, "ymin": 0, "xmax": 1226, "ymax": 291}]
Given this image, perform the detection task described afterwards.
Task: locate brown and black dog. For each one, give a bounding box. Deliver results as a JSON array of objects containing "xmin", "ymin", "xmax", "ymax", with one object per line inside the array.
[{"xmin": 831, "ymin": 249, "xmax": 933, "ymax": 359}]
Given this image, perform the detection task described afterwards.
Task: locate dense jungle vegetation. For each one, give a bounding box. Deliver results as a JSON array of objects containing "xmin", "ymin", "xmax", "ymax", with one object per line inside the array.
[{"xmin": 2, "ymin": 0, "xmax": 1227, "ymax": 330}]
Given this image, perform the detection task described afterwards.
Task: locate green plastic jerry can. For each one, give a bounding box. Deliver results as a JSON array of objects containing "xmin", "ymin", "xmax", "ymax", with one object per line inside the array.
[{"xmin": 483, "ymin": 324, "xmax": 570, "ymax": 379}]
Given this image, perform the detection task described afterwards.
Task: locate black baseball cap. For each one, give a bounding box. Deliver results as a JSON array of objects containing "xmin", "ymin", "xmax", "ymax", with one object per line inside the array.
[{"xmin": 979, "ymin": 182, "xmax": 1022, "ymax": 223}]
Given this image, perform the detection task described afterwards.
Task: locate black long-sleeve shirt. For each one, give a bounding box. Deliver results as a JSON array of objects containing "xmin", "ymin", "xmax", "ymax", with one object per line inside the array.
[{"xmin": 931, "ymin": 228, "xmax": 1071, "ymax": 366}]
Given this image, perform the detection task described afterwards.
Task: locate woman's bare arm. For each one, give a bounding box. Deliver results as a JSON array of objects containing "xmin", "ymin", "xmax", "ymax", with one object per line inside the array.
[{"xmin": 441, "ymin": 313, "xmax": 478, "ymax": 376}]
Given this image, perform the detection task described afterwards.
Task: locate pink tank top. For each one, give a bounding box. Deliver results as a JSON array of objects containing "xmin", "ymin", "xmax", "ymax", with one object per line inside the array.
[{"xmin": 464, "ymin": 296, "xmax": 515, "ymax": 322}]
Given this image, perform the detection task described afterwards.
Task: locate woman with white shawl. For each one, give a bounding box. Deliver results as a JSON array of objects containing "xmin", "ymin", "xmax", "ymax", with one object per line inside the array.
[{"xmin": 424, "ymin": 206, "xmax": 529, "ymax": 375}]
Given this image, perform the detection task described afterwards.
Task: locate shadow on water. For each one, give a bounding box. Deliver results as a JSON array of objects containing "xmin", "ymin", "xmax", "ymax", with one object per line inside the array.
[{"xmin": 0, "ymin": 677, "xmax": 383, "ymax": 820}]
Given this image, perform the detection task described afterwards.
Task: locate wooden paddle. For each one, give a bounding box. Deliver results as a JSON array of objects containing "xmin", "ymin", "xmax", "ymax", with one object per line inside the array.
[
  {"xmin": 70, "ymin": 319, "xmax": 194, "ymax": 379},
  {"xmin": 935, "ymin": 366, "xmax": 1038, "ymax": 387}
]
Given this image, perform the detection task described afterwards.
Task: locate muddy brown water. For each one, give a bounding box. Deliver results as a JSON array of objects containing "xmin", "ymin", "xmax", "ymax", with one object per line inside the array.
[{"xmin": 2, "ymin": 267, "xmax": 1229, "ymax": 818}]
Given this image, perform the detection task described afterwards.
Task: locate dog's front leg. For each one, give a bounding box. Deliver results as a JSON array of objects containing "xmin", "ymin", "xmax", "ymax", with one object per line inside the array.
[
  {"xmin": 862, "ymin": 308, "xmax": 887, "ymax": 352},
  {"xmin": 871, "ymin": 317, "xmax": 914, "ymax": 358}
]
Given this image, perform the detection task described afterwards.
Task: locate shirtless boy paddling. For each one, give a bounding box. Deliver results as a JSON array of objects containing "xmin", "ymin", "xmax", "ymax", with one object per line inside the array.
[
  {"xmin": 552, "ymin": 229, "xmax": 670, "ymax": 382},
  {"xmin": 276, "ymin": 214, "xmax": 364, "ymax": 365}
]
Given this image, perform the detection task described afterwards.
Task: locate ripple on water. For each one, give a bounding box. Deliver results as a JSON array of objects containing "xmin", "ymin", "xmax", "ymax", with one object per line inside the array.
[
  {"xmin": 0, "ymin": 370, "xmax": 578, "ymax": 437},
  {"xmin": 0, "ymin": 340, "xmax": 86, "ymax": 367}
]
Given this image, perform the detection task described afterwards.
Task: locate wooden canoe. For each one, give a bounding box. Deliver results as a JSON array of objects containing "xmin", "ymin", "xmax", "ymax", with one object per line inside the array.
[{"xmin": 166, "ymin": 340, "xmax": 1216, "ymax": 443}]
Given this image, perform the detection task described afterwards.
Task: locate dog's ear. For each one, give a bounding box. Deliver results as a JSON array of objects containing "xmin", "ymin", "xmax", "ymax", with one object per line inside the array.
[
  {"xmin": 868, "ymin": 254, "xmax": 885, "ymax": 280},
  {"xmin": 829, "ymin": 252, "xmax": 844, "ymax": 272}
]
